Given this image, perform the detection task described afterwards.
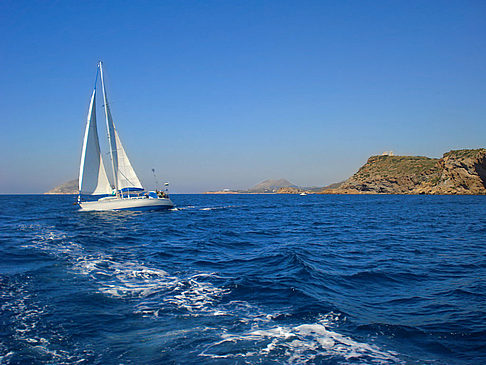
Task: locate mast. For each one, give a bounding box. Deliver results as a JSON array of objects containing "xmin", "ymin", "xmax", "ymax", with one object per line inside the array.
[
  {"xmin": 78, "ymin": 67, "xmax": 112, "ymax": 200},
  {"xmin": 99, "ymin": 61, "xmax": 119, "ymax": 197}
]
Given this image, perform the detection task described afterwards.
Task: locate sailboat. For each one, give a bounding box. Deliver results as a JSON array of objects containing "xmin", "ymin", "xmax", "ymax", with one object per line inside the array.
[{"xmin": 78, "ymin": 62, "xmax": 174, "ymax": 211}]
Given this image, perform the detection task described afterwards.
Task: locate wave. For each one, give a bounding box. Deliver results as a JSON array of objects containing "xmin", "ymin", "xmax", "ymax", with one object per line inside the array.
[
  {"xmin": 168, "ymin": 204, "xmax": 240, "ymax": 212},
  {"xmin": 15, "ymin": 223, "xmax": 404, "ymax": 363},
  {"xmin": 19, "ymin": 224, "xmax": 229, "ymax": 316},
  {"xmin": 200, "ymin": 205, "xmax": 239, "ymax": 211},
  {"xmin": 341, "ymin": 270, "xmax": 423, "ymax": 287},
  {"xmin": 201, "ymin": 312, "xmax": 402, "ymax": 364},
  {"xmin": 0, "ymin": 273, "xmax": 92, "ymax": 364}
]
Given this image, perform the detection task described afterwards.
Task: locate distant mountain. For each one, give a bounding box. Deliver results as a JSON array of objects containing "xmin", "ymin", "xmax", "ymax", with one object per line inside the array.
[
  {"xmin": 45, "ymin": 179, "xmax": 78, "ymax": 194},
  {"xmin": 247, "ymin": 178, "xmax": 297, "ymax": 193}
]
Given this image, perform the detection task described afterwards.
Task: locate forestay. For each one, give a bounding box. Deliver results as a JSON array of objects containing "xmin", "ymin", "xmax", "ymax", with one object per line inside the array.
[{"xmin": 100, "ymin": 63, "xmax": 143, "ymax": 192}]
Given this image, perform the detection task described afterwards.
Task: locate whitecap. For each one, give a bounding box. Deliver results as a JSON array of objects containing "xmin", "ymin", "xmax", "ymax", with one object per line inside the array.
[
  {"xmin": 20, "ymin": 224, "xmax": 229, "ymax": 315},
  {"xmin": 200, "ymin": 312, "xmax": 402, "ymax": 364}
]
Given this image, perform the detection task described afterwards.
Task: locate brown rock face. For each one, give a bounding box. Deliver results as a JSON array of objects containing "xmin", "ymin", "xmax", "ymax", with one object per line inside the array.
[
  {"xmin": 321, "ymin": 149, "xmax": 486, "ymax": 195},
  {"xmin": 412, "ymin": 149, "xmax": 486, "ymax": 195},
  {"xmin": 326, "ymin": 155, "xmax": 440, "ymax": 194}
]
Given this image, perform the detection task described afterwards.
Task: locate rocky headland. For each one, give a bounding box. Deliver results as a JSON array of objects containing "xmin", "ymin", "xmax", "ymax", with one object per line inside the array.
[{"xmin": 322, "ymin": 149, "xmax": 486, "ymax": 195}]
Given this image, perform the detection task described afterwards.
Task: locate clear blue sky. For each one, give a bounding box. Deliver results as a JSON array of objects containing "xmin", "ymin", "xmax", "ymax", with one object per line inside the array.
[{"xmin": 1, "ymin": 0, "xmax": 485, "ymax": 193}]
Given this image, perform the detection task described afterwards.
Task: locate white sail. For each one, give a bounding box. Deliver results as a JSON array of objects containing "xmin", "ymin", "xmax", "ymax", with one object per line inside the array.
[
  {"xmin": 99, "ymin": 62, "xmax": 143, "ymax": 192},
  {"xmin": 113, "ymin": 129, "xmax": 144, "ymax": 190},
  {"xmin": 79, "ymin": 89, "xmax": 113, "ymax": 195}
]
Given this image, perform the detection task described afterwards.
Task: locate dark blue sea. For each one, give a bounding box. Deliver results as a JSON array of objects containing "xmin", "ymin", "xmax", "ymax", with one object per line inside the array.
[{"xmin": 1, "ymin": 194, "xmax": 485, "ymax": 364}]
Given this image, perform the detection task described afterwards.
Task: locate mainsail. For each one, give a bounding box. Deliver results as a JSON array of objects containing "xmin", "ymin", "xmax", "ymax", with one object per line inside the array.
[
  {"xmin": 79, "ymin": 89, "xmax": 113, "ymax": 195},
  {"xmin": 99, "ymin": 62, "xmax": 143, "ymax": 192}
]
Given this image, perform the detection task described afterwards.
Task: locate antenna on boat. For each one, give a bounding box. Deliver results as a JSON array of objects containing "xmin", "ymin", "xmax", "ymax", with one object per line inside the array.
[{"xmin": 152, "ymin": 168, "xmax": 159, "ymax": 190}]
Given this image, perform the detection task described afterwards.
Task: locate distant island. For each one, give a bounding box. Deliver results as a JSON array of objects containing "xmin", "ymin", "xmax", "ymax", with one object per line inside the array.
[
  {"xmin": 46, "ymin": 148, "xmax": 486, "ymax": 195},
  {"xmin": 45, "ymin": 179, "xmax": 78, "ymax": 195},
  {"xmin": 205, "ymin": 178, "xmax": 341, "ymax": 194},
  {"xmin": 206, "ymin": 178, "xmax": 299, "ymax": 194}
]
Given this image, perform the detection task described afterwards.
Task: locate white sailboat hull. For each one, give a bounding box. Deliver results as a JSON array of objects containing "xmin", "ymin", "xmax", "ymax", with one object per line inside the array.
[{"xmin": 79, "ymin": 197, "xmax": 174, "ymax": 211}]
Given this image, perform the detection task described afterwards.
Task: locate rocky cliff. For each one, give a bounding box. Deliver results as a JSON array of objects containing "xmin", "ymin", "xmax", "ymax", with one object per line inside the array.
[
  {"xmin": 413, "ymin": 149, "xmax": 486, "ymax": 194},
  {"xmin": 322, "ymin": 149, "xmax": 486, "ymax": 195}
]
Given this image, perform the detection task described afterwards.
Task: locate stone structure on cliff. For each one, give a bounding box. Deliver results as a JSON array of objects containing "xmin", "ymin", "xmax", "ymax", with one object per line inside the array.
[{"xmin": 322, "ymin": 149, "xmax": 486, "ymax": 195}]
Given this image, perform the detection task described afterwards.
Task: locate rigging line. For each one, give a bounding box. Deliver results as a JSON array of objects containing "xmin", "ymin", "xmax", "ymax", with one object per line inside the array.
[
  {"xmin": 117, "ymin": 169, "xmax": 137, "ymax": 187},
  {"xmin": 93, "ymin": 67, "xmax": 99, "ymax": 90}
]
